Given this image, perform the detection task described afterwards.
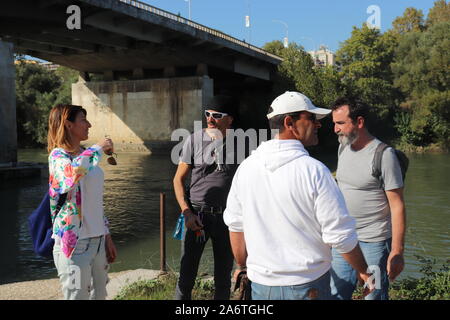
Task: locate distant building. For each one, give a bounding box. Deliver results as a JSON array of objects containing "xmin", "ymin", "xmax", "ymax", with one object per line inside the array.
[
  {"xmin": 14, "ymin": 59, "xmax": 38, "ymax": 65},
  {"xmin": 40, "ymin": 61, "xmax": 59, "ymax": 71},
  {"xmin": 308, "ymin": 45, "xmax": 335, "ymax": 67}
]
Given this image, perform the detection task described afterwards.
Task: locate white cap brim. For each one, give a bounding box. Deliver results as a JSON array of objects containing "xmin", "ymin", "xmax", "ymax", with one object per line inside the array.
[
  {"xmin": 309, "ymin": 107, "xmax": 332, "ymax": 120},
  {"xmin": 267, "ymin": 106, "xmax": 331, "ymax": 119}
]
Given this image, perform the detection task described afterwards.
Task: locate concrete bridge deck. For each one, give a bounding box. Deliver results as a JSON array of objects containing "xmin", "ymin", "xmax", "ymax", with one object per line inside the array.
[{"xmin": 1, "ymin": 0, "xmax": 281, "ymax": 81}]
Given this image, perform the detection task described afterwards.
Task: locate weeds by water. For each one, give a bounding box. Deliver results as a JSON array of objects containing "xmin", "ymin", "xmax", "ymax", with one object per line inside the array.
[
  {"xmin": 114, "ymin": 272, "xmax": 215, "ymax": 300},
  {"xmin": 390, "ymin": 256, "xmax": 449, "ymax": 300},
  {"xmin": 353, "ymin": 255, "xmax": 449, "ymax": 300},
  {"xmin": 116, "ymin": 256, "xmax": 449, "ymax": 300}
]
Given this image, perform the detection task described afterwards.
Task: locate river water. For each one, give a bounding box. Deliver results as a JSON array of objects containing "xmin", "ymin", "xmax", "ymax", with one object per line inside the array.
[{"xmin": 0, "ymin": 149, "xmax": 448, "ymax": 285}]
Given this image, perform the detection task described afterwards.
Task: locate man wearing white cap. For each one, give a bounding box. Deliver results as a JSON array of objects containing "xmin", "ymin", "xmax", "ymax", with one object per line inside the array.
[{"xmin": 223, "ymin": 91, "xmax": 374, "ymax": 300}]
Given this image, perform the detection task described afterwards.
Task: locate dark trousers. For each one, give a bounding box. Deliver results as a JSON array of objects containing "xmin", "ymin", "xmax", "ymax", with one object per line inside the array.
[{"xmin": 175, "ymin": 212, "xmax": 234, "ymax": 300}]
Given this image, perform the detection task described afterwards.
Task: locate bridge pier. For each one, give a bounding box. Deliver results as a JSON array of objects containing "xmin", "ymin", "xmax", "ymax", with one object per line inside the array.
[
  {"xmin": 0, "ymin": 40, "xmax": 17, "ymax": 164},
  {"xmin": 72, "ymin": 76, "xmax": 213, "ymax": 153}
]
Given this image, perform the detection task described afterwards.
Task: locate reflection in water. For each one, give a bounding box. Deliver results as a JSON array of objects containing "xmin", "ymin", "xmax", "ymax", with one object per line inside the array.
[
  {"xmin": 401, "ymin": 153, "xmax": 450, "ymax": 277},
  {"xmin": 0, "ymin": 150, "xmax": 448, "ymax": 284},
  {"xmin": 0, "ymin": 176, "xmax": 57, "ymax": 284}
]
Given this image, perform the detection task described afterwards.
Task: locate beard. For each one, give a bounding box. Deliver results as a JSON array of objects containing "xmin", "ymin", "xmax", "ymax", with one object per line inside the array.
[{"xmin": 338, "ymin": 130, "xmax": 358, "ymax": 147}]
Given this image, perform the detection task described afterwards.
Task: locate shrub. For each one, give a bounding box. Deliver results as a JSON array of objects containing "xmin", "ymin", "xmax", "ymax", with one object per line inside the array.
[{"xmin": 390, "ymin": 256, "xmax": 450, "ymax": 300}]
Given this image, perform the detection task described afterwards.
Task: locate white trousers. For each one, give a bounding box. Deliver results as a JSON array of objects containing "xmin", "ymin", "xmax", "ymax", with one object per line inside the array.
[{"xmin": 53, "ymin": 236, "xmax": 109, "ymax": 300}]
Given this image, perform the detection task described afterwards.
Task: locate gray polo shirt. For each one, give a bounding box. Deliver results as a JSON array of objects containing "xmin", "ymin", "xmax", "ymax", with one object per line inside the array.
[
  {"xmin": 180, "ymin": 130, "xmax": 237, "ymax": 208},
  {"xmin": 336, "ymin": 139, "xmax": 404, "ymax": 242}
]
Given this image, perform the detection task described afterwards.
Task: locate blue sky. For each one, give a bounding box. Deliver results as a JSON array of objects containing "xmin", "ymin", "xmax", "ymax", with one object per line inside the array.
[{"xmin": 142, "ymin": 0, "xmax": 437, "ymax": 52}]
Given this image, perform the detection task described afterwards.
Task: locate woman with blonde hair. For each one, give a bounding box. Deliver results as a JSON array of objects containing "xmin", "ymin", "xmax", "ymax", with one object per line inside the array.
[{"xmin": 47, "ymin": 104, "xmax": 117, "ymax": 300}]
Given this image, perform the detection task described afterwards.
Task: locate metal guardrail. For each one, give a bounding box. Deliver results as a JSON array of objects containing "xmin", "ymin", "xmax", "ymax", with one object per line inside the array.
[{"xmin": 118, "ymin": 0, "xmax": 282, "ymax": 62}]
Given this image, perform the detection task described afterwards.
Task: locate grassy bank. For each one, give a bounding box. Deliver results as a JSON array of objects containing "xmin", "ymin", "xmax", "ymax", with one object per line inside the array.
[
  {"xmin": 115, "ymin": 256, "xmax": 449, "ymax": 300},
  {"xmin": 393, "ymin": 140, "xmax": 449, "ymax": 154},
  {"xmin": 114, "ymin": 272, "xmax": 217, "ymax": 300}
]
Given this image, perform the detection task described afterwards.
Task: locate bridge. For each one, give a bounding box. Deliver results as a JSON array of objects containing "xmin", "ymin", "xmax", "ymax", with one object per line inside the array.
[{"xmin": 0, "ymin": 0, "xmax": 282, "ymax": 159}]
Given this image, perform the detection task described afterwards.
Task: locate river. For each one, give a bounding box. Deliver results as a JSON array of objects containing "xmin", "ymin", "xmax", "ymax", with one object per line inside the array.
[{"xmin": 0, "ymin": 149, "xmax": 448, "ymax": 285}]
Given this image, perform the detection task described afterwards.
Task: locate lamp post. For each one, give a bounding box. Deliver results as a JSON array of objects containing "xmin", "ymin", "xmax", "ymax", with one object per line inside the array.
[
  {"xmin": 245, "ymin": 0, "xmax": 251, "ymax": 43},
  {"xmin": 273, "ymin": 20, "xmax": 289, "ymax": 48},
  {"xmin": 184, "ymin": 0, "xmax": 191, "ymax": 20}
]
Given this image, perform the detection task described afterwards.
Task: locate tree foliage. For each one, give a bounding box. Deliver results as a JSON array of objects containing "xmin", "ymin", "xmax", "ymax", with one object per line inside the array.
[
  {"xmin": 15, "ymin": 62, "xmax": 77, "ymax": 147},
  {"xmin": 426, "ymin": 0, "xmax": 450, "ymax": 27},
  {"xmin": 263, "ymin": 40, "xmax": 344, "ymax": 108},
  {"xmin": 335, "ymin": 24, "xmax": 401, "ymax": 138},
  {"xmin": 392, "ymin": 7, "xmax": 425, "ymax": 34},
  {"xmin": 391, "ymin": 21, "xmax": 450, "ymax": 147}
]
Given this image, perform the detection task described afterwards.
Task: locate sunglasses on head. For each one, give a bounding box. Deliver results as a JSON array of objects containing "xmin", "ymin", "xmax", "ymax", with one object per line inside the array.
[{"xmin": 205, "ymin": 110, "xmax": 228, "ymax": 119}]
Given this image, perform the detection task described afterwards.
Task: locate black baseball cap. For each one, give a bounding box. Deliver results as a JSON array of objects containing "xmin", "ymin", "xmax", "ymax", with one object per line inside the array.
[{"xmin": 204, "ymin": 95, "xmax": 237, "ymax": 117}]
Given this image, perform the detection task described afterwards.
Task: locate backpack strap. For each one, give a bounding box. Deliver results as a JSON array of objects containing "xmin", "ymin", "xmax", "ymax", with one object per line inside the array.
[
  {"xmin": 372, "ymin": 142, "xmax": 389, "ymax": 188},
  {"xmin": 55, "ymin": 193, "xmax": 68, "ymax": 214}
]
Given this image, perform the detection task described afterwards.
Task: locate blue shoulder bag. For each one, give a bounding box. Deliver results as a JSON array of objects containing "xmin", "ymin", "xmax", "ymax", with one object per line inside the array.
[{"xmin": 28, "ymin": 192, "xmax": 67, "ymax": 258}]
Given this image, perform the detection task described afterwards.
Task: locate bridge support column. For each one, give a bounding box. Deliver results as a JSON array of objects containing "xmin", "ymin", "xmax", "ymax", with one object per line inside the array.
[
  {"xmin": 72, "ymin": 76, "xmax": 213, "ymax": 153},
  {"xmin": 0, "ymin": 41, "xmax": 17, "ymax": 164}
]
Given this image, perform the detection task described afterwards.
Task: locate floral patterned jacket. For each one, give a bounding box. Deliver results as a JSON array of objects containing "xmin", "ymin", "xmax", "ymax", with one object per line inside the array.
[{"xmin": 48, "ymin": 145, "xmax": 108, "ymax": 258}]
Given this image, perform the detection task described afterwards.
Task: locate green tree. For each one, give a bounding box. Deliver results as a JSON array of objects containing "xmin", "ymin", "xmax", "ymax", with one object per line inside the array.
[
  {"xmin": 263, "ymin": 40, "xmax": 320, "ymax": 100},
  {"xmin": 316, "ymin": 66, "xmax": 346, "ymax": 108},
  {"xmin": 335, "ymin": 24, "xmax": 400, "ymax": 136},
  {"xmin": 392, "ymin": 7, "xmax": 425, "ymax": 34},
  {"xmin": 15, "ymin": 62, "xmax": 78, "ymax": 147},
  {"xmin": 263, "ymin": 40, "xmax": 297, "ymax": 96},
  {"xmin": 55, "ymin": 66, "xmax": 79, "ymax": 105},
  {"xmin": 263, "ymin": 40, "xmax": 345, "ymax": 150},
  {"xmin": 263, "ymin": 40, "xmax": 344, "ymax": 107},
  {"xmin": 427, "ymin": 0, "xmax": 450, "ymax": 27},
  {"xmin": 391, "ymin": 21, "xmax": 450, "ymax": 147},
  {"xmin": 16, "ymin": 62, "xmax": 61, "ymax": 146}
]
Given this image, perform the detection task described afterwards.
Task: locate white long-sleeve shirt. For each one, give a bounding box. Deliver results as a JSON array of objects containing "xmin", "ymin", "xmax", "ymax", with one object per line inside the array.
[{"xmin": 224, "ymin": 139, "xmax": 358, "ymax": 286}]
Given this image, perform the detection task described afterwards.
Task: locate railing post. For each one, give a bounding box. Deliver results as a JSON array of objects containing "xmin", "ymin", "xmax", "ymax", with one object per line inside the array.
[{"xmin": 160, "ymin": 192, "xmax": 166, "ymax": 272}]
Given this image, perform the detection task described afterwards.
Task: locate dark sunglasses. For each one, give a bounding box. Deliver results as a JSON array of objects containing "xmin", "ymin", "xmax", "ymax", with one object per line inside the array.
[
  {"xmin": 105, "ymin": 150, "xmax": 118, "ymax": 165},
  {"xmin": 308, "ymin": 113, "xmax": 317, "ymax": 122},
  {"xmin": 301, "ymin": 112, "xmax": 316, "ymax": 122},
  {"xmin": 205, "ymin": 110, "xmax": 228, "ymax": 119}
]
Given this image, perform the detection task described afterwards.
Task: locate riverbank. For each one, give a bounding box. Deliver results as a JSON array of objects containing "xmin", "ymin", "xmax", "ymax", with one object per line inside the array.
[
  {"xmin": 393, "ymin": 141, "xmax": 449, "ymax": 154},
  {"xmin": 1, "ymin": 263, "xmax": 448, "ymax": 300},
  {"xmin": 0, "ymin": 269, "xmax": 161, "ymax": 300}
]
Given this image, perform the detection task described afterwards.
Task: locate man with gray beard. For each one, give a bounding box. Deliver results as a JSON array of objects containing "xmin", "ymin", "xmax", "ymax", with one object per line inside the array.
[
  {"xmin": 330, "ymin": 97, "xmax": 406, "ymax": 300},
  {"xmin": 173, "ymin": 95, "xmax": 238, "ymax": 300}
]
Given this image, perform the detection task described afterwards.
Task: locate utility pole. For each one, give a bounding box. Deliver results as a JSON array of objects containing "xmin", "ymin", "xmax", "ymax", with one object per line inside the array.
[{"xmin": 273, "ymin": 20, "xmax": 289, "ymax": 48}]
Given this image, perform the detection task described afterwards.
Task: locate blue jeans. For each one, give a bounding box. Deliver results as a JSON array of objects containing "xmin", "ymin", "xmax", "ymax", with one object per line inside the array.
[
  {"xmin": 330, "ymin": 239, "xmax": 391, "ymax": 300},
  {"xmin": 251, "ymin": 271, "xmax": 331, "ymax": 300}
]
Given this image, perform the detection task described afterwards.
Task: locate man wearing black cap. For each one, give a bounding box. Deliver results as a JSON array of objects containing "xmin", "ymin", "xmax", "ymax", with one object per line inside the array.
[{"xmin": 173, "ymin": 95, "xmax": 238, "ymax": 300}]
